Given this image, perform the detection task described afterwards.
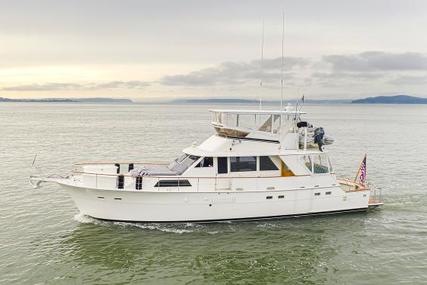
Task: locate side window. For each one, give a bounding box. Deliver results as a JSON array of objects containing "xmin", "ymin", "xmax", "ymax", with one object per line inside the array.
[
  {"xmin": 196, "ymin": 157, "xmax": 213, "ymax": 168},
  {"xmin": 154, "ymin": 180, "xmax": 192, "ymax": 187},
  {"xmin": 281, "ymin": 161, "xmax": 295, "ymax": 176},
  {"xmin": 230, "ymin": 156, "xmax": 257, "ymax": 172},
  {"xmin": 260, "ymin": 156, "xmax": 279, "ymax": 171},
  {"xmin": 303, "ymin": 155, "xmax": 313, "ymax": 173},
  {"xmin": 313, "ymin": 155, "xmax": 329, "ymax": 174},
  {"xmin": 217, "ymin": 157, "xmax": 228, "ymax": 174}
]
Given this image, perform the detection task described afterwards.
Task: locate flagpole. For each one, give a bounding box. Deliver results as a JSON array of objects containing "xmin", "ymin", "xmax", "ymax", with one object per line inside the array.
[{"xmin": 354, "ymin": 154, "xmax": 367, "ymax": 183}]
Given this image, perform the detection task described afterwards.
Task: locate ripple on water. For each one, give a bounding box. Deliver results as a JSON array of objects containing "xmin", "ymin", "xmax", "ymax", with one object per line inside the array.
[{"xmin": 2, "ymin": 103, "xmax": 427, "ymax": 284}]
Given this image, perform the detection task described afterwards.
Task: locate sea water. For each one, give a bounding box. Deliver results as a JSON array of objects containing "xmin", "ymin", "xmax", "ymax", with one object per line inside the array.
[{"xmin": 0, "ymin": 103, "xmax": 426, "ymax": 284}]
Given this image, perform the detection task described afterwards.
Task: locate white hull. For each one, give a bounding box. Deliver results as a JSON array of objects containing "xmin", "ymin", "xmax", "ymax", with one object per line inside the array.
[
  {"xmin": 61, "ymin": 184, "xmax": 370, "ymax": 222},
  {"xmin": 31, "ymin": 108, "xmax": 381, "ymax": 223}
]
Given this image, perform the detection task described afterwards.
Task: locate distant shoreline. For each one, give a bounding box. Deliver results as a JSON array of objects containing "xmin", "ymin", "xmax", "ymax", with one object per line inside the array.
[
  {"xmin": 351, "ymin": 95, "xmax": 427, "ymax": 104},
  {"xmin": 2, "ymin": 95, "xmax": 427, "ymax": 105},
  {"xmin": 0, "ymin": 97, "xmax": 133, "ymax": 104}
]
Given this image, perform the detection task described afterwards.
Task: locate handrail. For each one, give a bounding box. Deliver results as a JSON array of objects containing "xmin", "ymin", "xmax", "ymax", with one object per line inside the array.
[
  {"xmin": 72, "ymin": 170, "xmax": 309, "ymax": 179},
  {"xmin": 337, "ymin": 178, "xmax": 368, "ymax": 191},
  {"xmin": 74, "ymin": 161, "xmax": 169, "ymax": 166}
]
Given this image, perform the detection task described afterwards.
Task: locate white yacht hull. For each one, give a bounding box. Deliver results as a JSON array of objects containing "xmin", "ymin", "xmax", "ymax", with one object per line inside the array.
[{"xmin": 61, "ymin": 184, "xmax": 370, "ymax": 222}]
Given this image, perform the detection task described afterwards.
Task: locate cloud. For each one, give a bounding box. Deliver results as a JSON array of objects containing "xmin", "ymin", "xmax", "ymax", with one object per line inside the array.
[
  {"xmin": 312, "ymin": 71, "xmax": 385, "ymax": 80},
  {"xmin": 160, "ymin": 57, "xmax": 308, "ymax": 86},
  {"xmin": 1, "ymin": 81, "xmax": 150, "ymax": 91},
  {"xmin": 388, "ymin": 75, "xmax": 427, "ymax": 85},
  {"xmin": 323, "ymin": 51, "xmax": 427, "ymax": 72},
  {"xmin": 3, "ymin": 51, "xmax": 427, "ymax": 96}
]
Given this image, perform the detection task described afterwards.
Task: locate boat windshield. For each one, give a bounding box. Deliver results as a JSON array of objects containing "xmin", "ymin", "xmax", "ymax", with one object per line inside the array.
[{"xmin": 168, "ymin": 154, "xmax": 200, "ymax": 175}]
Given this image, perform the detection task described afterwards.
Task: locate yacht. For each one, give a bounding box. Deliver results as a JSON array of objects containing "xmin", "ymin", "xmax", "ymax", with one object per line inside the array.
[{"xmin": 30, "ymin": 105, "xmax": 382, "ymax": 222}]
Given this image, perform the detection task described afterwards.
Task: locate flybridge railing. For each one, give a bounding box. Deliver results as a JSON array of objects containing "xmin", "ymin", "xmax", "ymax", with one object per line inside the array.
[{"xmin": 211, "ymin": 112, "xmax": 283, "ymax": 135}]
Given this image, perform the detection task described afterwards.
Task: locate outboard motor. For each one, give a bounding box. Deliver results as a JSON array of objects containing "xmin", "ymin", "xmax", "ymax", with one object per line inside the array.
[{"xmin": 313, "ymin": 127, "xmax": 325, "ymax": 151}]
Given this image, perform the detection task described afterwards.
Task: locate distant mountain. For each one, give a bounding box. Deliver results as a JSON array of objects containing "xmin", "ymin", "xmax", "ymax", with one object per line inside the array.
[
  {"xmin": 170, "ymin": 98, "xmax": 351, "ymax": 105},
  {"xmin": 172, "ymin": 99, "xmax": 260, "ymax": 104},
  {"xmin": 76, "ymin": 97, "xmax": 133, "ymax": 104},
  {"xmin": 352, "ymin": 95, "xmax": 427, "ymax": 104},
  {"xmin": 0, "ymin": 97, "xmax": 133, "ymax": 104},
  {"xmin": 0, "ymin": 97, "xmax": 76, "ymax": 103}
]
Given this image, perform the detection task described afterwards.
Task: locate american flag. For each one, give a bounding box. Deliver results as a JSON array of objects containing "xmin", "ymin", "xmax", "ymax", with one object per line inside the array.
[{"xmin": 356, "ymin": 155, "xmax": 367, "ymax": 185}]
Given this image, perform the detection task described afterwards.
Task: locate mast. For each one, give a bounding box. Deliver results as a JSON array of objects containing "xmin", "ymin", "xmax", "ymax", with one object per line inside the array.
[
  {"xmin": 280, "ymin": 10, "xmax": 285, "ymax": 111},
  {"xmin": 259, "ymin": 19, "xmax": 265, "ymax": 110}
]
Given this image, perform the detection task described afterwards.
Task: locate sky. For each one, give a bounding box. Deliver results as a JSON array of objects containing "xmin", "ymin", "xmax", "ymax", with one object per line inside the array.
[{"xmin": 1, "ymin": 0, "xmax": 427, "ymax": 101}]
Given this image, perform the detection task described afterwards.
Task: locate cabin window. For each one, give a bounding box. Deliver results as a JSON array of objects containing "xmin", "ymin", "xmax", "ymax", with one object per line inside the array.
[
  {"xmin": 278, "ymin": 195, "xmax": 285, "ymax": 199},
  {"xmin": 303, "ymin": 155, "xmax": 313, "ymax": 172},
  {"xmin": 281, "ymin": 161, "xmax": 295, "ymax": 176},
  {"xmin": 230, "ymin": 156, "xmax": 257, "ymax": 172},
  {"xmin": 115, "ymin": 163, "xmax": 120, "ymax": 174},
  {"xmin": 218, "ymin": 157, "xmax": 228, "ymax": 174},
  {"xmin": 135, "ymin": 176, "xmax": 142, "ymax": 190},
  {"xmin": 117, "ymin": 175, "xmax": 124, "ymax": 189},
  {"xmin": 196, "ymin": 157, "xmax": 213, "ymax": 168},
  {"xmin": 314, "ymin": 192, "xmax": 320, "ymax": 196},
  {"xmin": 168, "ymin": 154, "xmax": 200, "ymax": 175},
  {"xmin": 266, "ymin": 196, "xmax": 273, "ymax": 200},
  {"xmin": 260, "ymin": 156, "xmax": 279, "ymax": 171},
  {"xmin": 313, "ymin": 154, "xmax": 329, "ymax": 174},
  {"xmin": 154, "ymin": 180, "xmax": 192, "ymax": 187}
]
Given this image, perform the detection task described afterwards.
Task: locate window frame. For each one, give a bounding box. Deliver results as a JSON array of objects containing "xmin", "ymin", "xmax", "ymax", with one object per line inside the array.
[
  {"xmin": 259, "ymin": 156, "xmax": 279, "ymax": 171},
  {"xmin": 195, "ymin": 157, "xmax": 214, "ymax": 168},
  {"xmin": 154, "ymin": 180, "xmax": 192, "ymax": 187},
  {"xmin": 230, "ymin": 156, "xmax": 257, "ymax": 172}
]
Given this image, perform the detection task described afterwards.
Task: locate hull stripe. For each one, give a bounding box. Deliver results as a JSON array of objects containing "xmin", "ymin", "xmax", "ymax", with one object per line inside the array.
[{"xmin": 92, "ymin": 207, "xmax": 369, "ymax": 224}]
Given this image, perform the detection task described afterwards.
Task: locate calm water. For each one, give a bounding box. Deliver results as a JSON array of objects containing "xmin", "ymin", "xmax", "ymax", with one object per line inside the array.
[{"xmin": 1, "ymin": 103, "xmax": 426, "ymax": 284}]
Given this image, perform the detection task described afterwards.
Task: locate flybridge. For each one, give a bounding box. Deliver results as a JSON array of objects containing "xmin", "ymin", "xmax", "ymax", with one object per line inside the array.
[{"xmin": 209, "ymin": 108, "xmax": 306, "ymax": 141}]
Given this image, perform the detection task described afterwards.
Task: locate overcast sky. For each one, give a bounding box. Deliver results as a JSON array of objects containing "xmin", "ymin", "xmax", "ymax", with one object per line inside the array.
[{"xmin": 1, "ymin": 0, "xmax": 427, "ymax": 101}]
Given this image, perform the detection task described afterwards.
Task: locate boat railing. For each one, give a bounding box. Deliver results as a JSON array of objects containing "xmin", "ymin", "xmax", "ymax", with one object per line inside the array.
[
  {"xmin": 337, "ymin": 179, "xmax": 368, "ymax": 192},
  {"xmin": 74, "ymin": 161, "xmax": 169, "ymax": 166},
  {"xmin": 367, "ymin": 181, "xmax": 383, "ymax": 205},
  {"xmin": 73, "ymin": 170, "xmax": 308, "ymax": 192}
]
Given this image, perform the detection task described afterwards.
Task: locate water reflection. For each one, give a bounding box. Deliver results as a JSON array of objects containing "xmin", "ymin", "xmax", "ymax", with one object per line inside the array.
[{"xmin": 59, "ymin": 214, "xmax": 370, "ymax": 284}]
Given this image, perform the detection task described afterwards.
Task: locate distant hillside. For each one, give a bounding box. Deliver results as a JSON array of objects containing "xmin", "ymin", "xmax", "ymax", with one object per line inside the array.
[
  {"xmin": 170, "ymin": 98, "xmax": 351, "ymax": 105},
  {"xmin": 0, "ymin": 97, "xmax": 75, "ymax": 103},
  {"xmin": 76, "ymin": 97, "xmax": 133, "ymax": 104},
  {"xmin": 352, "ymin": 95, "xmax": 427, "ymax": 104},
  {"xmin": 0, "ymin": 97, "xmax": 133, "ymax": 104}
]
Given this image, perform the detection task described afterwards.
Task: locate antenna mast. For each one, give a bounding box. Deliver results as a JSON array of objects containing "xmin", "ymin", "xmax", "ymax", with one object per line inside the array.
[
  {"xmin": 280, "ymin": 10, "xmax": 285, "ymax": 110},
  {"xmin": 259, "ymin": 19, "xmax": 265, "ymax": 110}
]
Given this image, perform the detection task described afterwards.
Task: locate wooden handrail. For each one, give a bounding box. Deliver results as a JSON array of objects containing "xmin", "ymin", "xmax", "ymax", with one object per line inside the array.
[{"xmin": 337, "ymin": 179, "xmax": 368, "ymax": 191}]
